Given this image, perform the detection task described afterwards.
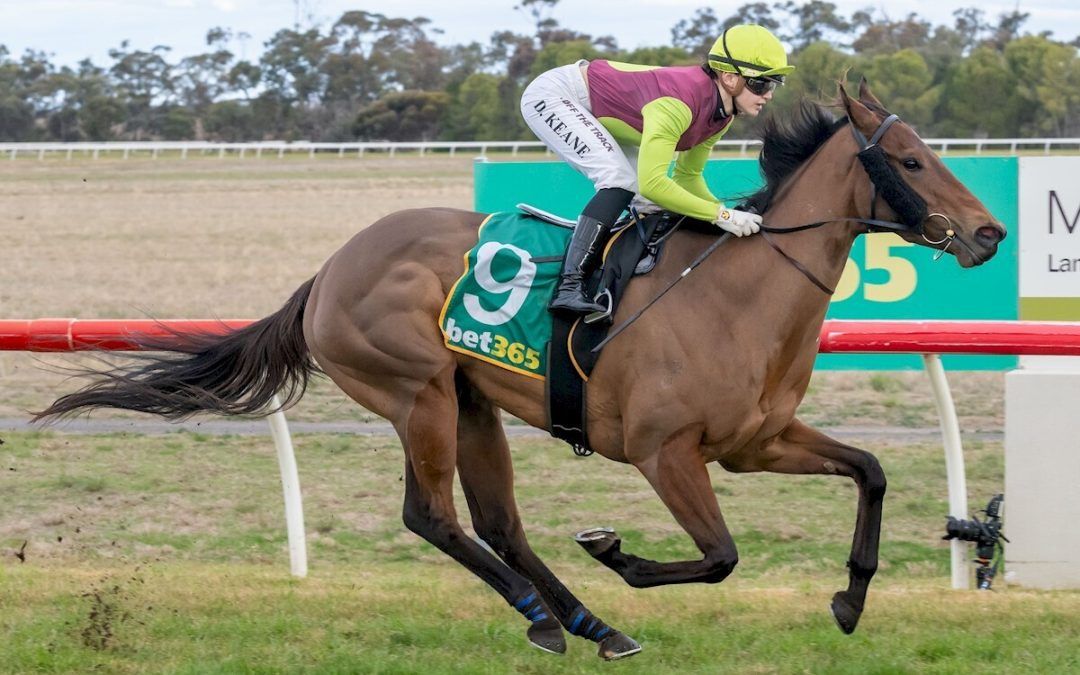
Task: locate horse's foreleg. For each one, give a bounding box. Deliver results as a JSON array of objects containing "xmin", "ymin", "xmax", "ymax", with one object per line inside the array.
[
  {"xmin": 398, "ymin": 370, "xmax": 564, "ymax": 654},
  {"xmin": 454, "ymin": 380, "xmax": 640, "ymax": 660},
  {"xmin": 742, "ymin": 418, "xmax": 887, "ymax": 635},
  {"xmin": 580, "ymin": 425, "xmax": 740, "ymax": 588}
]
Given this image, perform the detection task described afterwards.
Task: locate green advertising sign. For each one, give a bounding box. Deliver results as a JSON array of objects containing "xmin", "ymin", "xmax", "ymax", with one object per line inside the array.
[{"xmin": 474, "ymin": 157, "xmax": 1019, "ymax": 370}]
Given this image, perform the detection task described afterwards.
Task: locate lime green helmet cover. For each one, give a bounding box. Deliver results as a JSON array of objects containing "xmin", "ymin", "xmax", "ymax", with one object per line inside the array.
[{"xmin": 708, "ymin": 24, "xmax": 794, "ymax": 79}]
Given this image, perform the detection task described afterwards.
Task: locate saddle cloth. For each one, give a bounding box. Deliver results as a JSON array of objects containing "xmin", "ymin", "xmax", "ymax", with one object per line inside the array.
[{"xmin": 439, "ymin": 206, "xmax": 681, "ymax": 451}]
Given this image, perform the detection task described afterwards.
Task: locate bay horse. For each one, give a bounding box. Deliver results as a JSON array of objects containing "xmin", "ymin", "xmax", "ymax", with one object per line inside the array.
[{"xmin": 37, "ymin": 81, "xmax": 1005, "ymax": 660}]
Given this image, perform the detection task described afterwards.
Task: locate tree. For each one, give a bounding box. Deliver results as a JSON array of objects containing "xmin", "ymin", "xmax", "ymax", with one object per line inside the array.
[
  {"xmin": 671, "ymin": 8, "xmax": 722, "ymax": 59},
  {"xmin": 851, "ymin": 12, "xmax": 931, "ymax": 56},
  {"xmin": 174, "ymin": 28, "xmax": 236, "ymax": 116},
  {"xmin": 781, "ymin": 41, "xmax": 855, "ymax": 102},
  {"xmin": 203, "ymin": 100, "xmax": 257, "ymax": 140},
  {"xmin": 488, "ymin": 30, "xmax": 538, "ymax": 83},
  {"xmin": 862, "ymin": 49, "xmax": 939, "ymax": 130},
  {"xmin": 528, "ymin": 40, "xmax": 606, "ymax": 79},
  {"xmin": 939, "ymin": 47, "xmax": 1018, "ymax": 136},
  {"xmin": 619, "ymin": 46, "xmax": 694, "ymax": 67},
  {"xmin": 107, "ymin": 41, "xmax": 175, "ymax": 139},
  {"xmin": 0, "ymin": 47, "xmax": 35, "ymax": 140},
  {"xmin": 260, "ymin": 28, "xmax": 334, "ymax": 105},
  {"xmin": 952, "ymin": 7, "xmax": 991, "ymax": 55},
  {"xmin": 353, "ymin": 90, "xmax": 450, "ymax": 140},
  {"xmin": 1004, "ymin": 35, "xmax": 1080, "ymax": 136},
  {"xmin": 444, "ymin": 73, "xmax": 504, "ymax": 140},
  {"xmin": 774, "ymin": 1, "xmax": 852, "ymax": 52},
  {"xmin": 986, "ymin": 11, "xmax": 1031, "ymax": 52}
]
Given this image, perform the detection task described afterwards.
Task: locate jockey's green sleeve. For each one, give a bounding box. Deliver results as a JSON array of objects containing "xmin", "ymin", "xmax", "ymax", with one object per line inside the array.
[
  {"xmin": 672, "ymin": 130, "xmax": 725, "ymax": 204},
  {"xmin": 636, "ymin": 97, "xmax": 726, "ymax": 221}
]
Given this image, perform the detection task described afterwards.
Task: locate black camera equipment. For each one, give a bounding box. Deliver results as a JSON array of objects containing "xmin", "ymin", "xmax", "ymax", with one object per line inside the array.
[{"xmin": 943, "ymin": 494, "xmax": 1008, "ymax": 590}]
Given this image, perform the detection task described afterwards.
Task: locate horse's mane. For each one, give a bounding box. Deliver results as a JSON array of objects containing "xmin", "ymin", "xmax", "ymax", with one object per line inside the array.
[{"xmin": 741, "ymin": 99, "xmax": 850, "ymax": 215}]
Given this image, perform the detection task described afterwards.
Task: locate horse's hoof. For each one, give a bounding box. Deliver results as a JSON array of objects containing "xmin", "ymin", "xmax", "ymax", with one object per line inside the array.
[
  {"xmin": 829, "ymin": 591, "xmax": 862, "ymax": 635},
  {"xmin": 527, "ymin": 622, "xmax": 566, "ymax": 655},
  {"xmin": 597, "ymin": 631, "xmax": 642, "ymax": 660},
  {"xmin": 574, "ymin": 527, "xmax": 619, "ymax": 559}
]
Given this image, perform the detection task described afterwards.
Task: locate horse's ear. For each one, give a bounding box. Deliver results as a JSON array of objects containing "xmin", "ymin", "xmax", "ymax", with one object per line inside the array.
[
  {"xmin": 839, "ymin": 83, "xmax": 879, "ymax": 135},
  {"xmin": 858, "ymin": 77, "xmax": 884, "ymax": 108}
]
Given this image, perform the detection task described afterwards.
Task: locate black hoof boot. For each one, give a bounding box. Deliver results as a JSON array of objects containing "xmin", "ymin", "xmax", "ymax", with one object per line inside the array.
[
  {"xmin": 514, "ymin": 591, "xmax": 565, "ymax": 654},
  {"xmin": 829, "ymin": 591, "xmax": 863, "ymax": 635},
  {"xmin": 574, "ymin": 527, "xmax": 620, "ymax": 559},
  {"xmin": 597, "ymin": 631, "xmax": 642, "ymax": 661},
  {"xmin": 527, "ymin": 621, "xmax": 567, "ymax": 654}
]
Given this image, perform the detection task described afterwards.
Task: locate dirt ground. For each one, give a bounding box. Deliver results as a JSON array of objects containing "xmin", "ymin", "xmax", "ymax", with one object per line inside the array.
[{"xmin": 0, "ymin": 155, "xmax": 1004, "ymax": 431}]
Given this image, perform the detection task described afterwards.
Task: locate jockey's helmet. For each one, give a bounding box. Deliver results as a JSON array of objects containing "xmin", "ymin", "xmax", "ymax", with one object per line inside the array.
[{"xmin": 707, "ymin": 24, "xmax": 794, "ymax": 80}]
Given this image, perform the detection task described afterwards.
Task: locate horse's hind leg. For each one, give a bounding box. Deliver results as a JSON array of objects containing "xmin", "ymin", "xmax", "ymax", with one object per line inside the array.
[
  {"xmin": 397, "ymin": 366, "xmax": 567, "ymax": 654},
  {"xmin": 734, "ymin": 418, "xmax": 887, "ymax": 635},
  {"xmin": 453, "ymin": 378, "xmax": 641, "ymax": 660}
]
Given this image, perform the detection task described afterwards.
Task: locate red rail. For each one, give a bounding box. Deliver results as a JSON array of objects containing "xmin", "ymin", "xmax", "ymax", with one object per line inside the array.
[
  {"xmin": 3, "ymin": 318, "xmax": 1080, "ymax": 355},
  {"xmin": 817, "ymin": 320, "xmax": 1080, "ymax": 356},
  {"xmin": 0, "ymin": 319, "xmax": 252, "ymax": 352}
]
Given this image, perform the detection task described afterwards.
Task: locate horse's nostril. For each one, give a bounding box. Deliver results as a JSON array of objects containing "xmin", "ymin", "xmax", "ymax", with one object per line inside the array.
[{"xmin": 976, "ymin": 225, "xmax": 1004, "ymax": 245}]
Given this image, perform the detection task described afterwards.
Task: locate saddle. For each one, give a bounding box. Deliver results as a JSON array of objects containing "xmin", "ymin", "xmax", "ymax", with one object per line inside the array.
[{"xmin": 531, "ymin": 206, "xmax": 684, "ymax": 455}]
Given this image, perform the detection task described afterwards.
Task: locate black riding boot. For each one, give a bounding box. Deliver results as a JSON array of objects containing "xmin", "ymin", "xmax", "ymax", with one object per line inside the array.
[{"xmin": 549, "ymin": 215, "xmax": 611, "ymax": 314}]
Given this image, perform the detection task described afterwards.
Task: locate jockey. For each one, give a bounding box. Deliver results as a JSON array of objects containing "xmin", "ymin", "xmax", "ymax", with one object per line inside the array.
[{"xmin": 520, "ymin": 24, "xmax": 794, "ymax": 315}]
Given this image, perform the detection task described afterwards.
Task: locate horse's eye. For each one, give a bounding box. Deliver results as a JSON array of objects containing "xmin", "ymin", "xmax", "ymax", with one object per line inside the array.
[{"xmin": 902, "ymin": 158, "xmax": 921, "ymax": 171}]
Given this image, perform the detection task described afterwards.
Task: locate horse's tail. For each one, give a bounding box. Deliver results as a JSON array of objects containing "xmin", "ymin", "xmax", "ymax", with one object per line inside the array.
[{"xmin": 34, "ymin": 277, "xmax": 318, "ymax": 422}]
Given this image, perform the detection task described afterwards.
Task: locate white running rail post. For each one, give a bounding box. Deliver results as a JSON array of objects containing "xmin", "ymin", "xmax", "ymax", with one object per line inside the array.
[
  {"xmin": 267, "ymin": 394, "xmax": 308, "ymax": 577},
  {"xmin": 922, "ymin": 354, "xmax": 970, "ymax": 589}
]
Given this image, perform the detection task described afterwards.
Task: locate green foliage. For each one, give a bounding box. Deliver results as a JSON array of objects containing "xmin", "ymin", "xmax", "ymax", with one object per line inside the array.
[
  {"xmin": 779, "ymin": 41, "xmax": 856, "ymax": 103},
  {"xmin": 619, "ymin": 46, "xmax": 695, "ymax": 67},
  {"xmin": 527, "ymin": 39, "xmax": 607, "ymax": 80},
  {"xmin": 2, "ymin": 4, "xmax": 1079, "ymax": 141},
  {"xmin": 160, "ymin": 107, "xmax": 195, "ymax": 140},
  {"xmin": 443, "ymin": 73, "xmax": 505, "ymax": 140},
  {"xmin": 863, "ymin": 49, "xmax": 941, "ymax": 130},
  {"xmin": 203, "ymin": 100, "xmax": 257, "ymax": 141},
  {"xmin": 354, "ymin": 90, "xmax": 451, "ymax": 141},
  {"xmin": 939, "ymin": 47, "xmax": 1018, "ymax": 137},
  {"xmin": 1005, "ymin": 36, "xmax": 1080, "ymax": 136}
]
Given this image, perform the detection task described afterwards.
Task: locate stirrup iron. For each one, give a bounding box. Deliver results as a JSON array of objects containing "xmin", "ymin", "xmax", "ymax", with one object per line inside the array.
[{"xmin": 584, "ymin": 289, "xmax": 613, "ymax": 324}]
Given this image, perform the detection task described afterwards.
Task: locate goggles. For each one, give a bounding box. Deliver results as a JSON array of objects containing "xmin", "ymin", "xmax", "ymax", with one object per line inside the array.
[{"xmin": 744, "ymin": 75, "xmax": 783, "ymax": 96}]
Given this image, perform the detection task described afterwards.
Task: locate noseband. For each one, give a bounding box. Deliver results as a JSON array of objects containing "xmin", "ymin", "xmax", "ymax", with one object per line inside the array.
[{"xmin": 759, "ymin": 112, "xmax": 960, "ymax": 293}]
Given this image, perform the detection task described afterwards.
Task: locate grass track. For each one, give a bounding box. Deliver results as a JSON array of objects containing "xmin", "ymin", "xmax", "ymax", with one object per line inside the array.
[
  {"xmin": 3, "ymin": 563, "xmax": 1078, "ymax": 673},
  {"xmin": 3, "ymin": 431, "xmax": 1078, "ymax": 672}
]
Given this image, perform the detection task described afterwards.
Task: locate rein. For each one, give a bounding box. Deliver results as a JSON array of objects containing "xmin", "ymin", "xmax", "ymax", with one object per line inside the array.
[
  {"xmin": 755, "ymin": 112, "xmax": 961, "ymax": 295},
  {"xmin": 593, "ymin": 110, "xmax": 960, "ymax": 350}
]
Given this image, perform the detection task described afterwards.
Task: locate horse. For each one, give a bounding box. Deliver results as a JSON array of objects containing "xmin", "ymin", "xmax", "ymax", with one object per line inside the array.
[{"xmin": 36, "ymin": 81, "xmax": 1006, "ymax": 660}]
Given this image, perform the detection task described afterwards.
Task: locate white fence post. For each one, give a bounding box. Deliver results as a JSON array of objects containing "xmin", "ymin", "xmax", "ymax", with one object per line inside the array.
[
  {"xmin": 922, "ymin": 353, "xmax": 970, "ymax": 590},
  {"xmin": 267, "ymin": 394, "xmax": 307, "ymax": 578}
]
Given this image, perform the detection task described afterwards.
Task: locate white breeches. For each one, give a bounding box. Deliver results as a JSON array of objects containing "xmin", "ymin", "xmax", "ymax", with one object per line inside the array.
[{"xmin": 520, "ymin": 61, "xmax": 657, "ymax": 214}]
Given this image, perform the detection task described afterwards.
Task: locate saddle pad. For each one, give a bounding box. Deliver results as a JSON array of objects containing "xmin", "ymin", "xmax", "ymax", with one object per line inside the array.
[{"xmin": 439, "ymin": 212, "xmax": 571, "ymax": 379}]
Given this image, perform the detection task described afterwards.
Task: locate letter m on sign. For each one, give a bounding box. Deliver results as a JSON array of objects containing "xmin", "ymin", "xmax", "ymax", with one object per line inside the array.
[{"xmin": 1050, "ymin": 191, "xmax": 1080, "ymax": 234}]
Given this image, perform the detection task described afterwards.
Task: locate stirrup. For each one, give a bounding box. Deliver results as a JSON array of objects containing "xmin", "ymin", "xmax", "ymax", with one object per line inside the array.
[{"xmin": 584, "ymin": 289, "xmax": 613, "ymax": 325}]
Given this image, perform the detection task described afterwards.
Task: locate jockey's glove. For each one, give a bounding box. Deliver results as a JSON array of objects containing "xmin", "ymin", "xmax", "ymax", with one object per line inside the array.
[{"xmin": 714, "ymin": 206, "xmax": 762, "ymax": 237}]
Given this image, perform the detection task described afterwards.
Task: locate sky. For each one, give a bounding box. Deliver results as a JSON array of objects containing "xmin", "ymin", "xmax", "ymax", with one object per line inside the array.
[{"xmin": 3, "ymin": 0, "xmax": 1079, "ymax": 68}]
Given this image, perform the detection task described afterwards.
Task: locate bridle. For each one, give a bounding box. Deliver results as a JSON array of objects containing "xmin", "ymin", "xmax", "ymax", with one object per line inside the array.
[
  {"xmin": 758, "ymin": 112, "xmax": 968, "ymax": 294},
  {"xmin": 591, "ymin": 110, "xmax": 977, "ymax": 351}
]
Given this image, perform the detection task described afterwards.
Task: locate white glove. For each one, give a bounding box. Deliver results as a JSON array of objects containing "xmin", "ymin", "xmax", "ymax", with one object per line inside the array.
[{"xmin": 714, "ymin": 206, "xmax": 762, "ymax": 237}]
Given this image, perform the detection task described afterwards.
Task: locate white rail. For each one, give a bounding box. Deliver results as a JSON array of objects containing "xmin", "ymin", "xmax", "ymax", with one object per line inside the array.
[{"xmin": 4, "ymin": 138, "xmax": 1079, "ymax": 160}]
